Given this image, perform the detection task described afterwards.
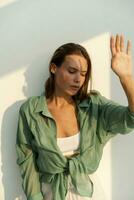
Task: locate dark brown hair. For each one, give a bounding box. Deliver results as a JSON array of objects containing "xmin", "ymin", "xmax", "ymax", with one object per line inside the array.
[{"xmin": 44, "ymin": 42, "xmax": 94, "ymax": 102}]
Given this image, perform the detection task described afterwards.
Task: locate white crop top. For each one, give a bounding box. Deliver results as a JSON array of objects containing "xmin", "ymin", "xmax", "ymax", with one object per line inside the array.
[{"xmin": 57, "ymin": 132, "xmax": 80, "ymax": 157}]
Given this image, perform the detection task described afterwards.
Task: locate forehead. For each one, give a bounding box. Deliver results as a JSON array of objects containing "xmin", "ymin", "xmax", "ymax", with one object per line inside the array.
[{"xmin": 63, "ymin": 55, "xmax": 88, "ymax": 71}]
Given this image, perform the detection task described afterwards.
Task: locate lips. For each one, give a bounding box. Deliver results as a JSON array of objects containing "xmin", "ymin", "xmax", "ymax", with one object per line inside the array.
[
  {"xmin": 71, "ymin": 85, "xmax": 79, "ymax": 88},
  {"xmin": 70, "ymin": 85, "xmax": 80, "ymax": 90}
]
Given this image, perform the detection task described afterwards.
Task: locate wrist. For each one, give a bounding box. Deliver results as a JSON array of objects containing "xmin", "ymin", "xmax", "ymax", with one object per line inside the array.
[{"xmin": 119, "ymin": 75, "xmax": 133, "ymax": 83}]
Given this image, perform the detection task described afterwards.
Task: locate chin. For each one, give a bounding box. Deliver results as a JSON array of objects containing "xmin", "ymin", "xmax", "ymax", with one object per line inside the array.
[{"xmin": 67, "ymin": 90, "xmax": 78, "ymax": 96}]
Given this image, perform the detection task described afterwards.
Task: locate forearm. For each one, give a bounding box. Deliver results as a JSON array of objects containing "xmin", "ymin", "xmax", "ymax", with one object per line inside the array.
[{"xmin": 119, "ymin": 75, "xmax": 134, "ymax": 112}]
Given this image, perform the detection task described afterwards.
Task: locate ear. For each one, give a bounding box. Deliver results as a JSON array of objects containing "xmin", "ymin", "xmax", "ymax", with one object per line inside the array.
[{"xmin": 50, "ymin": 63, "xmax": 57, "ymax": 74}]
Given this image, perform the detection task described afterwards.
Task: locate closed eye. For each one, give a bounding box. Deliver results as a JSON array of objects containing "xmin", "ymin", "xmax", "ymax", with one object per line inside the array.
[
  {"xmin": 68, "ymin": 70, "xmax": 76, "ymax": 74},
  {"xmin": 68, "ymin": 70, "xmax": 86, "ymax": 76},
  {"xmin": 81, "ymin": 73, "xmax": 86, "ymax": 77}
]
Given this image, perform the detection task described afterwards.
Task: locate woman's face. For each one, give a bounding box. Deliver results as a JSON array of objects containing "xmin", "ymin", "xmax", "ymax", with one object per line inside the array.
[{"xmin": 51, "ymin": 54, "xmax": 88, "ymax": 96}]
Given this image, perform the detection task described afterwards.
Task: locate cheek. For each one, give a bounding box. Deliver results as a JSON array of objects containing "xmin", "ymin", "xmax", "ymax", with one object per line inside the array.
[
  {"xmin": 56, "ymin": 72, "xmax": 71, "ymax": 84},
  {"xmin": 62, "ymin": 72, "xmax": 73, "ymax": 82},
  {"xmin": 81, "ymin": 77, "xmax": 86, "ymax": 85}
]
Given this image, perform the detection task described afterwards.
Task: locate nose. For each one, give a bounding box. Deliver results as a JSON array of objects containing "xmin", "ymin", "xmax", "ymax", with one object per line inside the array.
[{"xmin": 74, "ymin": 73, "xmax": 81, "ymax": 83}]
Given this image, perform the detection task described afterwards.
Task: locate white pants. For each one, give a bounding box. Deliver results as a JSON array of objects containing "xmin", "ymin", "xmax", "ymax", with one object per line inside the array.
[{"xmin": 41, "ymin": 173, "xmax": 106, "ymax": 200}]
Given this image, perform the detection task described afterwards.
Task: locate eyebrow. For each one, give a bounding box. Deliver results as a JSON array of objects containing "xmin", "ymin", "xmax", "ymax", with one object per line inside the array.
[{"xmin": 68, "ymin": 66, "xmax": 87, "ymax": 73}]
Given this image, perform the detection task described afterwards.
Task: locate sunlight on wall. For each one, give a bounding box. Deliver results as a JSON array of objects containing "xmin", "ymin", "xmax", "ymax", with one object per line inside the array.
[
  {"xmin": 81, "ymin": 32, "xmax": 112, "ymax": 200},
  {"xmin": 0, "ymin": 0, "xmax": 17, "ymax": 8},
  {"xmin": 81, "ymin": 32, "xmax": 111, "ymax": 95}
]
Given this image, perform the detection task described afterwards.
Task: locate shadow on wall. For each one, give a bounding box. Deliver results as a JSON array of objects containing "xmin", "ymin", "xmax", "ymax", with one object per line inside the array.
[
  {"xmin": 111, "ymin": 133, "xmax": 134, "ymax": 200},
  {"xmin": 1, "ymin": 55, "xmax": 50, "ymax": 200},
  {"xmin": 1, "ymin": 101, "xmax": 25, "ymax": 200}
]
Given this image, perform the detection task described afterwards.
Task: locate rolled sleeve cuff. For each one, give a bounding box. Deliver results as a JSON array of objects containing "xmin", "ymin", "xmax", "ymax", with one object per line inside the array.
[
  {"xmin": 28, "ymin": 192, "xmax": 44, "ymax": 200},
  {"xmin": 127, "ymin": 106, "xmax": 134, "ymax": 118}
]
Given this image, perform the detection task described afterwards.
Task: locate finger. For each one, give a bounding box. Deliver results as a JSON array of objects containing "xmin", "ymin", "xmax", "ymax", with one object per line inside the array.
[
  {"xmin": 110, "ymin": 35, "xmax": 116, "ymax": 56},
  {"xmin": 126, "ymin": 40, "xmax": 131, "ymax": 55},
  {"xmin": 115, "ymin": 34, "xmax": 120, "ymax": 52},
  {"xmin": 120, "ymin": 34, "xmax": 125, "ymax": 52}
]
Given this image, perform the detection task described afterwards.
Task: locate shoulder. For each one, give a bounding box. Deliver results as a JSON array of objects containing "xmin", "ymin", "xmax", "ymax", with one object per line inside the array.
[
  {"xmin": 86, "ymin": 90, "xmax": 111, "ymax": 106},
  {"xmin": 87, "ymin": 89, "xmax": 102, "ymax": 102},
  {"xmin": 89, "ymin": 90, "xmax": 121, "ymax": 108},
  {"xmin": 19, "ymin": 95, "xmax": 40, "ymax": 114},
  {"xmin": 77, "ymin": 90, "xmax": 102, "ymax": 108}
]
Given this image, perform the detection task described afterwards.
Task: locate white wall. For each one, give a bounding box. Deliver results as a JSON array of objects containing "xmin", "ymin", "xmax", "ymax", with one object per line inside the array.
[{"xmin": 0, "ymin": 1, "xmax": 134, "ymax": 200}]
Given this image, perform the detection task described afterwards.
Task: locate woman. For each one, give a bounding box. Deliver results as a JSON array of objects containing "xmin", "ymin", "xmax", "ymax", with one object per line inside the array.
[{"xmin": 16, "ymin": 34, "xmax": 134, "ymax": 200}]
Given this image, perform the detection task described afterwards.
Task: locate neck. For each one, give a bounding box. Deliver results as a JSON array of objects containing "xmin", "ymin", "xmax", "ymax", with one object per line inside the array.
[{"xmin": 47, "ymin": 90, "xmax": 74, "ymax": 108}]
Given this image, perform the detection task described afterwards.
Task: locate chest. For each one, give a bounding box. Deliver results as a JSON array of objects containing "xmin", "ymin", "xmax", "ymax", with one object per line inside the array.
[{"xmin": 48, "ymin": 106, "xmax": 80, "ymax": 138}]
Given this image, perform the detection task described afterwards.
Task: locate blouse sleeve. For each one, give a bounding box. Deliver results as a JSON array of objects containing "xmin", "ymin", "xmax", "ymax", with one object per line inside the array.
[
  {"xmin": 16, "ymin": 105, "xmax": 44, "ymax": 200},
  {"xmin": 96, "ymin": 91, "xmax": 134, "ymax": 144}
]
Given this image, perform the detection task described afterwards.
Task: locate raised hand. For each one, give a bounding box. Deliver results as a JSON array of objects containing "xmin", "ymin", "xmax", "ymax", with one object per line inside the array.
[{"xmin": 110, "ymin": 34, "xmax": 133, "ymax": 79}]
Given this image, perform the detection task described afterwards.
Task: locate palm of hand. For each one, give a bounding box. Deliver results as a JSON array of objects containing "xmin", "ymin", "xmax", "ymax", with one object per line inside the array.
[{"xmin": 110, "ymin": 34, "xmax": 133, "ymax": 79}]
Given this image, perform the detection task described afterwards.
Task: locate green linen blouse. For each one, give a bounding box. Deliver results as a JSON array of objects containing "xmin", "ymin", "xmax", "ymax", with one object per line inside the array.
[{"xmin": 16, "ymin": 90, "xmax": 134, "ymax": 200}]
